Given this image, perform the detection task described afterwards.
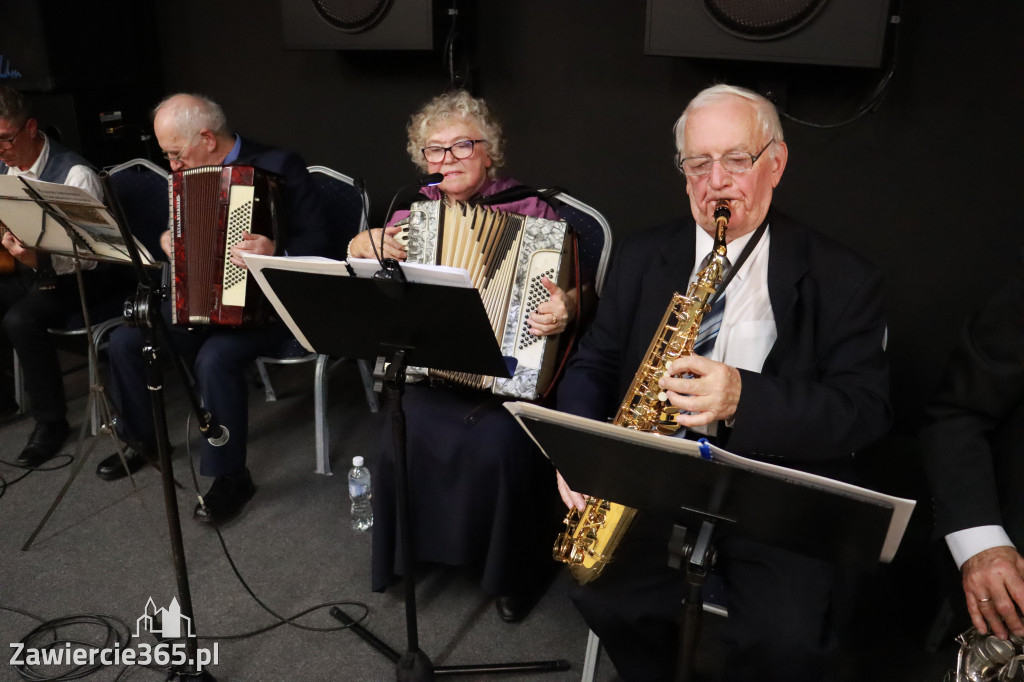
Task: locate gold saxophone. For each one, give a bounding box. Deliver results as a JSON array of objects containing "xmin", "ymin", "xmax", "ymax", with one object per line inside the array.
[{"xmin": 553, "ymin": 200, "xmax": 731, "ymax": 584}]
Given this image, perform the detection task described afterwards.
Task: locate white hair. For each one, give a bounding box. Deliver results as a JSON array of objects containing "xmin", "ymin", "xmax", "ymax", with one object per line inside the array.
[
  {"xmin": 673, "ymin": 84, "xmax": 784, "ymax": 159},
  {"xmin": 152, "ymin": 93, "xmax": 232, "ymax": 139}
]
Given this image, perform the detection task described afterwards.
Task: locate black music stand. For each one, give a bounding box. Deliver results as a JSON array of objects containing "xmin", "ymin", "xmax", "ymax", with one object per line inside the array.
[
  {"xmin": 0, "ymin": 174, "xmax": 215, "ymax": 680},
  {"xmin": 0, "ymin": 175, "xmax": 158, "ymax": 549},
  {"xmin": 101, "ymin": 172, "xmax": 221, "ymax": 681},
  {"xmin": 505, "ymin": 402, "xmax": 914, "ymax": 682},
  {"xmin": 247, "ymin": 259, "xmax": 570, "ymax": 680}
]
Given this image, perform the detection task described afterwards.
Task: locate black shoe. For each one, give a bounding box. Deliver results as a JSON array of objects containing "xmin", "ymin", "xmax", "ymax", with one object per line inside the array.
[
  {"xmin": 16, "ymin": 420, "xmax": 70, "ymax": 468},
  {"xmin": 194, "ymin": 469, "xmax": 255, "ymax": 525},
  {"xmin": 0, "ymin": 395, "xmax": 21, "ymax": 426},
  {"xmin": 96, "ymin": 446, "xmax": 156, "ymax": 481},
  {"xmin": 495, "ymin": 560, "xmax": 560, "ymax": 623},
  {"xmin": 496, "ymin": 580, "xmax": 551, "ymax": 623}
]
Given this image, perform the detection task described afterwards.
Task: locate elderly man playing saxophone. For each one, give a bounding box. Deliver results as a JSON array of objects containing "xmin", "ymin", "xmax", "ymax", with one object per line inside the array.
[{"xmin": 555, "ymin": 84, "xmax": 891, "ymax": 681}]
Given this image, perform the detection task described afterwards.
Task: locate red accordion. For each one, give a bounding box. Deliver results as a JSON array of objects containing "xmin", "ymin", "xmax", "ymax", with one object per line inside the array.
[{"xmin": 170, "ymin": 165, "xmax": 284, "ymax": 326}]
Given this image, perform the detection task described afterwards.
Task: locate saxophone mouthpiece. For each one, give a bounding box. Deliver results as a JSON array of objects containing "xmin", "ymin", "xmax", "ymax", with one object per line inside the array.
[{"xmin": 713, "ymin": 200, "xmax": 731, "ymax": 224}]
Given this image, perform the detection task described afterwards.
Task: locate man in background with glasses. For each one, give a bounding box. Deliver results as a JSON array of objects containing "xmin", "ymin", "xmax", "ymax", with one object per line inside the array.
[
  {"xmin": 0, "ymin": 85, "xmax": 119, "ymax": 468},
  {"xmin": 555, "ymin": 84, "xmax": 891, "ymax": 681},
  {"xmin": 99, "ymin": 93, "xmax": 331, "ymax": 525}
]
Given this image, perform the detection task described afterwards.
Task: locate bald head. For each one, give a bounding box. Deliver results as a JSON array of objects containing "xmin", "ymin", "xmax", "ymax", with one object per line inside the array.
[{"xmin": 152, "ymin": 93, "xmax": 234, "ymax": 169}]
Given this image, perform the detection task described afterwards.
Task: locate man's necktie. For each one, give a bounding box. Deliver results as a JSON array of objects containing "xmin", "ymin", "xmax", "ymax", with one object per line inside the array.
[{"xmin": 692, "ymin": 254, "xmax": 731, "ymax": 357}]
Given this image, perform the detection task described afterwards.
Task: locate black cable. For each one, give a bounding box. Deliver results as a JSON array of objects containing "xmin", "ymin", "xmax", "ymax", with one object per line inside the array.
[
  {"xmin": 183, "ymin": 414, "xmax": 371, "ymax": 639},
  {"xmin": 0, "ymin": 454, "xmax": 74, "ymax": 500},
  {"xmin": 782, "ymin": 2, "xmax": 903, "ymax": 130},
  {"xmin": 2, "ymin": 608, "xmax": 134, "ymax": 682},
  {"xmin": 0, "ymin": 418, "xmax": 374, "ymax": 680}
]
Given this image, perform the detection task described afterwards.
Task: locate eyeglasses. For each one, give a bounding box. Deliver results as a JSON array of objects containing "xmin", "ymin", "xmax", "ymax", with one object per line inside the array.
[
  {"xmin": 162, "ymin": 132, "xmax": 200, "ymax": 164},
  {"xmin": 421, "ymin": 139, "xmax": 486, "ymax": 164},
  {"xmin": 677, "ymin": 138, "xmax": 775, "ymax": 177},
  {"xmin": 0, "ymin": 120, "xmax": 27, "ymax": 149}
]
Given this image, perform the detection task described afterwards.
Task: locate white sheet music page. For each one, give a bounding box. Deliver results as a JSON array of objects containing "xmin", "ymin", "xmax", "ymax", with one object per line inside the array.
[{"xmin": 0, "ymin": 174, "xmax": 155, "ymax": 265}]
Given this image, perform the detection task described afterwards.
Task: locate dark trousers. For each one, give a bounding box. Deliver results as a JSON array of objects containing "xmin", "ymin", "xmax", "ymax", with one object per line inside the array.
[
  {"xmin": 570, "ymin": 511, "xmax": 858, "ymax": 682},
  {"xmin": 107, "ymin": 299, "xmax": 290, "ymax": 477},
  {"xmin": 0, "ymin": 269, "xmax": 121, "ymax": 424}
]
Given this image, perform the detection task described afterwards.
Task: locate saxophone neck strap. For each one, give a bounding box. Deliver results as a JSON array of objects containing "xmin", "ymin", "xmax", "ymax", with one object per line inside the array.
[{"xmin": 708, "ymin": 219, "xmax": 769, "ymax": 307}]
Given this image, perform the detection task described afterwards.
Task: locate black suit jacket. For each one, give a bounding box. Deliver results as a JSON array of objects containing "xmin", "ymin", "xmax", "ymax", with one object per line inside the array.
[
  {"xmin": 921, "ymin": 248, "xmax": 1024, "ymax": 544},
  {"xmin": 235, "ymin": 137, "xmax": 332, "ymax": 259},
  {"xmin": 557, "ymin": 208, "xmax": 891, "ymax": 480}
]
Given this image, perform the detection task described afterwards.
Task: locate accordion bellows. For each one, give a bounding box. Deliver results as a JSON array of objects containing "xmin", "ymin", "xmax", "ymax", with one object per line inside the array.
[
  {"xmin": 405, "ymin": 199, "xmax": 572, "ymax": 400},
  {"xmin": 170, "ymin": 165, "xmax": 284, "ymax": 326}
]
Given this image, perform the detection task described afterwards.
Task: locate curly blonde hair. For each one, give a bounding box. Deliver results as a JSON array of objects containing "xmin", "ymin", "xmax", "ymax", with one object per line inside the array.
[{"xmin": 405, "ymin": 90, "xmax": 505, "ymax": 177}]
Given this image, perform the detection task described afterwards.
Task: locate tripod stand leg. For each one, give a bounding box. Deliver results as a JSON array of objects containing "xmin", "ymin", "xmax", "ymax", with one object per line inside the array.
[
  {"xmin": 21, "ymin": 252, "xmax": 114, "ymax": 550},
  {"xmin": 21, "ymin": 391, "xmax": 104, "ymax": 550}
]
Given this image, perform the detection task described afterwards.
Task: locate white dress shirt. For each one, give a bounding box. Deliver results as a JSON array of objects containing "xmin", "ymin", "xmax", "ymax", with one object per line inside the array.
[
  {"xmin": 5, "ymin": 134, "xmax": 103, "ymax": 275},
  {"xmin": 687, "ymin": 223, "xmax": 776, "ymax": 434}
]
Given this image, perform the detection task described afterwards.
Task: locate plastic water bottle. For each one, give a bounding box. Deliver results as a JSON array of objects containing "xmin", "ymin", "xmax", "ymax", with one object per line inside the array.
[{"xmin": 348, "ymin": 456, "xmax": 373, "ymax": 531}]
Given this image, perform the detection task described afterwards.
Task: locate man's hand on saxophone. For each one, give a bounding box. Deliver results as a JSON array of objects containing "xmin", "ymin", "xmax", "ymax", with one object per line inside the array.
[
  {"xmin": 659, "ymin": 354, "xmax": 742, "ymax": 427},
  {"xmin": 556, "ymin": 471, "xmax": 586, "ymax": 512}
]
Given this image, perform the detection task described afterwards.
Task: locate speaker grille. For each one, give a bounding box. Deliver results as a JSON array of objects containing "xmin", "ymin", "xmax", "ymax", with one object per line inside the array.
[
  {"xmin": 312, "ymin": 0, "xmax": 394, "ymax": 33},
  {"xmin": 704, "ymin": 0, "xmax": 829, "ymax": 40}
]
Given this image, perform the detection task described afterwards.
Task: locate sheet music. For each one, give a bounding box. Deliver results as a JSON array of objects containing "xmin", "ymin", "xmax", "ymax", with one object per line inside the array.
[
  {"xmin": 504, "ymin": 401, "xmax": 916, "ymax": 563},
  {"xmin": 0, "ymin": 174, "xmax": 156, "ymax": 265}
]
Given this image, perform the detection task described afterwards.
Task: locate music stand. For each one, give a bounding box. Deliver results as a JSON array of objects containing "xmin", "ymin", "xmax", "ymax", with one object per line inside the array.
[
  {"xmin": 246, "ymin": 255, "xmax": 570, "ymax": 680},
  {"xmin": 504, "ymin": 402, "xmax": 916, "ymax": 682},
  {"xmin": 0, "ymin": 174, "xmax": 160, "ymax": 549}
]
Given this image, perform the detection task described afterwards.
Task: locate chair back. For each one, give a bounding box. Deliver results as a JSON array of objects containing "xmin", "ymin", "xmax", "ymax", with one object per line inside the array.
[
  {"xmin": 545, "ymin": 191, "xmax": 613, "ymax": 296},
  {"xmin": 308, "ymin": 166, "xmax": 369, "ymax": 259},
  {"xmin": 106, "ymin": 158, "xmax": 170, "ymax": 265}
]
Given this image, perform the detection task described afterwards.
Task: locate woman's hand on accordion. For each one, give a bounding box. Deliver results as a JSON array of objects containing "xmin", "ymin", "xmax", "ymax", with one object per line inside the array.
[
  {"xmin": 230, "ymin": 231, "xmax": 275, "ymax": 269},
  {"xmin": 348, "ymin": 225, "xmax": 408, "ymax": 261},
  {"xmin": 528, "ymin": 276, "xmax": 577, "ymax": 337}
]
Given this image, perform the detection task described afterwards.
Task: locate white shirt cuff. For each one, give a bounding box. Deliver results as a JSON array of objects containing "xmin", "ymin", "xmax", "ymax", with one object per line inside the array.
[{"xmin": 946, "ymin": 525, "xmax": 1016, "ymax": 569}]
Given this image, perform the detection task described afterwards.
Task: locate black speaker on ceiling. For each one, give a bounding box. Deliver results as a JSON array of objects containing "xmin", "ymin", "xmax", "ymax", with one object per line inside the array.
[
  {"xmin": 281, "ymin": 0, "xmax": 433, "ymax": 50},
  {"xmin": 645, "ymin": 0, "xmax": 892, "ymax": 68}
]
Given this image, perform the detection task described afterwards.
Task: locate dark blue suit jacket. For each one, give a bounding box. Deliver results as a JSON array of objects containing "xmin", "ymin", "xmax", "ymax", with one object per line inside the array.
[
  {"xmin": 235, "ymin": 137, "xmax": 333, "ymax": 259},
  {"xmin": 557, "ymin": 208, "xmax": 891, "ymax": 481},
  {"xmin": 922, "ymin": 248, "xmax": 1024, "ymax": 543}
]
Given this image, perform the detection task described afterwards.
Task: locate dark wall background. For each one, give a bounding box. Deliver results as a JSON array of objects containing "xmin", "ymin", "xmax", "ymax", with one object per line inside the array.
[{"xmin": 7, "ymin": 0, "xmax": 1024, "ymax": 622}]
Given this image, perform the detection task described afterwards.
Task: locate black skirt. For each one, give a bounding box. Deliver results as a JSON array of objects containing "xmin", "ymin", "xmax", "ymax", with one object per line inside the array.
[{"xmin": 370, "ymin": 382, "xmax": 561, "ymax": 596}]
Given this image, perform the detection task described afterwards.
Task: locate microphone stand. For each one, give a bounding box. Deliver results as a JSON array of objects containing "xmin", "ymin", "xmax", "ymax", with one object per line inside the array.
[
  {"xmin": 321, "ymin": 178, "xmax": 569, "ymax": 679},
  {"xmin": 101, "ymin": 171, "xmax": 225, "ymax": 681},
  {"xmin": 367, "ymin": 173, "xmax": 444, "ymax": 282}
]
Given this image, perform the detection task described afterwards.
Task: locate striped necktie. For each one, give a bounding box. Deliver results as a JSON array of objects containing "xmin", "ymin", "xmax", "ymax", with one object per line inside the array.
[{"xmin": 692, "ymin": 254, "xmax": 731, "ymax": 357}]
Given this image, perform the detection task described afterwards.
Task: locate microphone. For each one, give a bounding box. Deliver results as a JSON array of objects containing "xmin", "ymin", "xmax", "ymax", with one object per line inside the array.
[
  {"xmin": 199, "ymin": 412, "xmax": 230, "ymax": 447},
  {"xmin": 207, "ymin": 425, "xmax": 230, "ymax": 447},
  {"xmin": 374, "ymin": 173, "xmax": 446, "ymax": 281}
]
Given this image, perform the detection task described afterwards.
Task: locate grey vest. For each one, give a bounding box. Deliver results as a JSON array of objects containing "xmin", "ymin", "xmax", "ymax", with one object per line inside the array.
[{"xmin": 0, "ymin": 136, "xmax": 94, "ymax": 183}]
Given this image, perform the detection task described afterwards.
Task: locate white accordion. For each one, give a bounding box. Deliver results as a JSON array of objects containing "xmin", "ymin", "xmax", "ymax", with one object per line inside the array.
[{"xmin": 404, "ymin": 199, "xmax": 572, "ymax": 400}]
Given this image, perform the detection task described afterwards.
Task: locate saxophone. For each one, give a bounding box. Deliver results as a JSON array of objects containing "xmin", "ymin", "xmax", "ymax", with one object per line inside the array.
[
  {"xmin": 554, "ymin": 200, "xmax": 731, "ymax": 584},
  {"xmin": 950, "ymin": 627, "xmax": 1024, "ymax": 681}
]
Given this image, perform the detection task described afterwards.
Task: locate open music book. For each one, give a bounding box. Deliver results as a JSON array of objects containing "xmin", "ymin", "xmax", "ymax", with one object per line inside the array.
[{"xmin": 0, "ymin": 174, "xmax": 156, "ymax": 265}]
